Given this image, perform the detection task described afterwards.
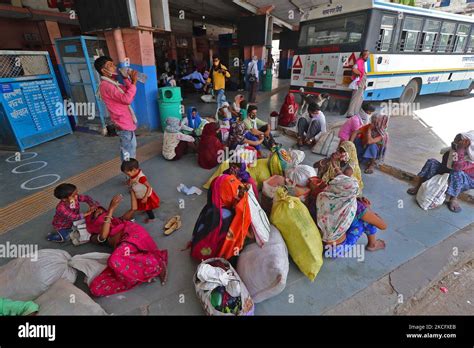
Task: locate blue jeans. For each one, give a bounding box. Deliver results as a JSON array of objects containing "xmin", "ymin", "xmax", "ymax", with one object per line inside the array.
[
  {"xmin": 216, "ymin": 89, "xmax": 226, "ymax": 109},
  {"xmin": 118, "ymin": 130, "xmax": 137, "ymax": 161}
]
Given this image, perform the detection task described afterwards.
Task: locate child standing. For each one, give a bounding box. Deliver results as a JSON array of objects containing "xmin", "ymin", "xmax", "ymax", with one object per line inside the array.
[
  {"xmin": 121, "ymin": 158, "xmax": 160, "ymax": 223},
  {"xmin": 50, "ymin": 183, "xmax": 99, "ymax": 243}
]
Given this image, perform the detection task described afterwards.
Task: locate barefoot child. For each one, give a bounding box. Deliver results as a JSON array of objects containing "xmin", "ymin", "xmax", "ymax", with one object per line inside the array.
[
  {"xmin": 121, "ymin": 158, "xmax": 160, "ymax": 222},
  {"xmin": 49, "ymin": 183, "xmax": 99, "ymax": 242}
]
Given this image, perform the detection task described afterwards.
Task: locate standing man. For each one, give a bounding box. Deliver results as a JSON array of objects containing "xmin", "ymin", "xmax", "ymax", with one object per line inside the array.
[
  {"xmin": 247, "ymin": 55, "xmax": 259, "ymax": 103},
  {"xmin": 346, "ymin": 50, "xmax": 369, "ymax": 117},
  {"xmin": 207, "ymin": 56, "xmax": 231, "ymax": 109},
  {"xmin": 94, "ymin": 56, "xmax": 138, "ymax": 161}
]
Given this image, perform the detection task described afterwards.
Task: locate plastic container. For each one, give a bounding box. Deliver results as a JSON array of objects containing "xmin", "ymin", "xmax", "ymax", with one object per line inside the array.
[
  {"xmin": 119, "ymin": 68, "xmax": 148, "ymax": 84},
  {"xmin": 262, "ymin": 68, "xmax": 273, "ymax": 92},
  {"xmin": 158, "ymin": 87, "xmax": 183, "ymax": 130}
]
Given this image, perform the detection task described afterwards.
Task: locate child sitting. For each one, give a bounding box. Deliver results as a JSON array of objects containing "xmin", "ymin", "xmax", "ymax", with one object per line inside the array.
[
  {"xmin": 121, "ymin": 158, "xmax": 160, "ymax": 223},
  {"xmin": 49, "ymin": 183, "xmax": 99, "ymax": 243}
]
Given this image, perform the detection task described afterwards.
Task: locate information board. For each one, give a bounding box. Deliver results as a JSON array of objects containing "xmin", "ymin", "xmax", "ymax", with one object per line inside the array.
[{"xmin": 0, "ymin": 78, "xmax": 72, "ymax": 151}]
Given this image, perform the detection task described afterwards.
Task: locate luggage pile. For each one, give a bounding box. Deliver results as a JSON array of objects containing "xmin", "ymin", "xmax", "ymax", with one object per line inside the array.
[{"xmin": 193, "ymin": 146, "xmax": 328, "ymax": 315}]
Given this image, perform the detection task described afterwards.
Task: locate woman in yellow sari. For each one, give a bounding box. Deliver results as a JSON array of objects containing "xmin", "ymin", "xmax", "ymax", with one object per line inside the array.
[{"xmin": 314, "ymin": 141, "xmax": 364, "ymax": 195}]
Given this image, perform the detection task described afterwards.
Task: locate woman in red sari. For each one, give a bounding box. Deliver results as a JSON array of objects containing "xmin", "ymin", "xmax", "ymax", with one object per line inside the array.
[
  {"xmin": 86, "ymin": 194, "xmax": 168, "ymax": 297},
  {"xmin": 278, "ymin": 93, "xmax": 299, "ymax": 127},
  {"xmin": 198, "ymin": 122, "xmax": 225, "ymax": 169}
]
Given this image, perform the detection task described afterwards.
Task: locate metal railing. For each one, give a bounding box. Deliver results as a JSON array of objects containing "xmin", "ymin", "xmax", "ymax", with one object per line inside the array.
[{"xmin": 0, "ymin": 52, "xmax": 50, "ymax": 79}]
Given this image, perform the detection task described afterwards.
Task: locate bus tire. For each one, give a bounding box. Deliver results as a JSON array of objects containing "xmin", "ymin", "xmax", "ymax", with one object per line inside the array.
[
  {"xmin": 399, "ymin": 79, "xmax": 420, "ymax": 104},
  {"xmin": 450, "ymin": 82, "xmax": 473, "ymax": 97}
]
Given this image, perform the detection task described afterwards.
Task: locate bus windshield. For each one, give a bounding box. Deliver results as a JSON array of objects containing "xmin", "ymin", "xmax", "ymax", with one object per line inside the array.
[{"xmin": 298, "ymin": 13, "xmax": 367, "ymax": 48}]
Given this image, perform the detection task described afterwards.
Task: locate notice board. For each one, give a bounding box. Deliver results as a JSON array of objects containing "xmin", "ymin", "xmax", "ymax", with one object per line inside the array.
[{"xmin": 0, "ymin": 52, "xmax": 72, "ymax": 151}]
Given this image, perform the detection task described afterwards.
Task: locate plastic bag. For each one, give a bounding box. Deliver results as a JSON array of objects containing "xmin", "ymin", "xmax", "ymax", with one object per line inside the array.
[
  {"xmin": 0, "ymin": 250, "xmax": 111, "ymax": 301},
  {"xmin": 237, "ymin": 225, "xmax": 289, "ymax": 303},
  {"xmin": 285, "ymin": 165, "xmax": 317, "ymax": 187},
  {"xmin": 289, "ymin": 149, "xmax": 305, "ymax": 166},
  {"xmin": 35, "ymin": 279, "xmax": 107, "ymax": 315},
  {"xmin": 416, "ymin": 173, "xmax": 450, "ymax": 210},
  {"xmin": 0, "ymin": 249, "xmax": 76, "ymax": 301},
  {"xmin": 262, "ymin": 175, "xmax": 286, "ymax": 199},
  {"xmin": 349, "ymin": 77, "xmax": 359, "ymax": 90},
  {"xmin": 268, "ymin": 147, "xmax": 291, "ymax": 176},
  {"xmin": 247, "ymin": 189, "xmax": 270, "ymax": 247},
  {"xmin": 270, "ymin": 187, "xmax": 323, "ymax": 281},
  {"xmin": 67, "ymin": 252, "xmax": 110, "ymax": 286},
  {"xmin": 70, "ymin": 219, "xmax": 92, "ymax": 246}
]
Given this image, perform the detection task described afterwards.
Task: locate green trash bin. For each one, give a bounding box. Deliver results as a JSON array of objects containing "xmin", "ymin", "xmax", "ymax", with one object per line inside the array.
[
  {"xmin": 157, "ymin": 87, "xmax": 183, "ymax": 130},
  {"xmin": 262, "ymin": 68, "xmax": 273, "ymax": 92}
]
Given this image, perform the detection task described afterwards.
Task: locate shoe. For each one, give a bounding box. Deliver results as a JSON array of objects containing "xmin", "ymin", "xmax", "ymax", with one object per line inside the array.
[
  {"xmin": 47, "ymin": 229, "xmax": 71, "ymax": 243},
  {"xmin": 164, "ymin": 219, "xmax": 182, "ymax": 236},
  {"xmin": 164, "ymin": 215, "xmax": 180, "ymax": 230}
]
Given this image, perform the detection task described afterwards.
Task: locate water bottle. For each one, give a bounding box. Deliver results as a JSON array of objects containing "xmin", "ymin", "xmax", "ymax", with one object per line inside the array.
[{"xmin": 119, "ymin": 68, "xmax": 148, "ymax": 84}]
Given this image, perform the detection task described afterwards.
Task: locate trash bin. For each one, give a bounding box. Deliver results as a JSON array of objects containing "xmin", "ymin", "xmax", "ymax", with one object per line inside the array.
[
  {"xmin": 262, "ymin": 68, "xmax": 273, "ymax": 92},
  {"xmin": 157, "ymin": 87, "xmax": 183, "ymax": 130}
]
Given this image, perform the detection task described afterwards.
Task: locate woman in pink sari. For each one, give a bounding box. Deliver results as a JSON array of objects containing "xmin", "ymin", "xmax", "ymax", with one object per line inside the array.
[{"xmin": 86, "ymin": 194, "xmax": 168, "ymax": 297}]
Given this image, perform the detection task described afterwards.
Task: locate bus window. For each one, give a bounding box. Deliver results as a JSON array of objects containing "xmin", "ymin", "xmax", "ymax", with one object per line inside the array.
[
  {"xmin": 377, "ymin": 15, "xmax": 396, "ymax": 52},
  {"xmin": 400, "ymin": 17, "xmax": 423, "ymax": 52},
  {"xmin": 438, "ymin": 22, "xmax": 456, "ymax": 53},
  {"xmin": 421, "ymin": 19, "xmax": 441, "ymax": 52},
  {"xmin": 467, "ymin": 34, "xmax": 474, "ymax": 53},
  {"xmin": 298, "ymin": 13, "xmax": 366, "ymax": 47},
  {"xmin": 454, "ymin": 24, "xmax": 471, "ymax": 53}
]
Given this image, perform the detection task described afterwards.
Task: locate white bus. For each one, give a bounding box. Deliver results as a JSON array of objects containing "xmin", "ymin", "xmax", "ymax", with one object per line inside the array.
[{"xmin": 290, "ymin": 0, "xmax": 474, "ymax": 107}]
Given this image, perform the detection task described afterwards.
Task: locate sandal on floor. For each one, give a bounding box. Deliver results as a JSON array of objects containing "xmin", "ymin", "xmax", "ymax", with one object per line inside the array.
[
  {"xmin": 364, "ymin": 167, "xmax": 375, "ymax": 174},
  {"xmin": 406, "ymin": 187, "xmax": 417, "ymax": 196},
  {"xmin": 159, "ymin": 265, "xmax": 168, "ymax": 285},
  {"xmin": 447, "ymin": 201, "xmax": 462, "ymax": 213},
  {"xmin": 164, "ymin": 219, "xmax": 182, "ymax": 236},
  {"xmin": 164, "ymin": 215, "xmax": 180, "ymax": 230}
]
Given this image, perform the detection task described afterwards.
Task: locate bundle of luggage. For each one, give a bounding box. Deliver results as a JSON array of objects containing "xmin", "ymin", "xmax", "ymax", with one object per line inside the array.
[
  {"xmin": 194, "ymin": 258, "xmax": 254, "ymax": 316},
  {"xmin": 192, "ymin": 147, "xmax": 328, "ymax": 315}
]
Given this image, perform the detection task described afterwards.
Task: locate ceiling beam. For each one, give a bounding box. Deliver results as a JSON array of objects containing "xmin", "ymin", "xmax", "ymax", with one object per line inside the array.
[{"xmin": 232, "ymin": 0, "xmax": 294, "ymax": 30}]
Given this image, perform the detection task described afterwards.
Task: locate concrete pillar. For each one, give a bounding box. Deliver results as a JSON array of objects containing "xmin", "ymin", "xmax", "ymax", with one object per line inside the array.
[
  {"xmin": 37, "ymin": 20, "xmax": 67, "ymax": 95},
  {"xmin": 169, "ymin": 34, "xmax": 178, "ymax": 61}
]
